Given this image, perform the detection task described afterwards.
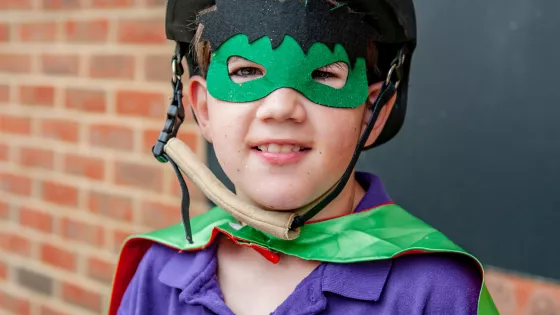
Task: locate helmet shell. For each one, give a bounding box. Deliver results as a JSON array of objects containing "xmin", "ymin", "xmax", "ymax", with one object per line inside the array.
[{"xmin": 164, "ymin": 0, "xmax": 417, "ymax": 147}]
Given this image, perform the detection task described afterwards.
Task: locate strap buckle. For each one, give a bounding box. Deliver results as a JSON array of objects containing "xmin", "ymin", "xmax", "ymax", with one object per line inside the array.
[{"xmin": 152, "ymin": 45, "xmax": 186, "ymax": 163}]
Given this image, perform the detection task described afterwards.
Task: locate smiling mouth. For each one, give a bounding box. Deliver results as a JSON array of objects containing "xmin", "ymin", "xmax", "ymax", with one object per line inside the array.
[{"xmin": 252, "ymin": 144, "xmax": 311, "ymax": 153}]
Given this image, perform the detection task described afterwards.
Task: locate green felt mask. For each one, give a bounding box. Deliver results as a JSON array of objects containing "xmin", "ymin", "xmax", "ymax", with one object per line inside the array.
[{"xmin": 206, "ymin": 34, "xmax": 369, "ymax": 108}]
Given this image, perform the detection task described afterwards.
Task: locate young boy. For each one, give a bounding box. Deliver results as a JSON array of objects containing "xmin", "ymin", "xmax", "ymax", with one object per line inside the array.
[{"xmin": 109, "ymin": 0, "xmax": 499, "ymax": 314}]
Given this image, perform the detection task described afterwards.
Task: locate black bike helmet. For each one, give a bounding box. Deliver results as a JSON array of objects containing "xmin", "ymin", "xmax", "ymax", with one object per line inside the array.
[{"xmin": 164, "ymin": 0, "xmax": 417, "ymax": 148}]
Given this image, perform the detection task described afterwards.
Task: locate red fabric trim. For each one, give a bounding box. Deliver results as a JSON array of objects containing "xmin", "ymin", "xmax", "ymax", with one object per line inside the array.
[
  {"xmin": 216, "ymin": 227, "xmax": 281, "ymax": 263},
  {"xmin": 108, "ymin": 238, "xmax": 152, "ymax": 315},
  {"xmin": 393, "ymin": 249, "xmax": 428, "ymax": 258}
]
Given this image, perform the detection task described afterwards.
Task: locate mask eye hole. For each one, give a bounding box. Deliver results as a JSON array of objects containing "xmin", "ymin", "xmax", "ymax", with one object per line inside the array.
[
  {"xmin": 311, "ymin": 62, "xmax": 348, "ymax": 89},
  {"xmin": 227, "ymin": 56, "xmax": 266, "ymax": 84}
]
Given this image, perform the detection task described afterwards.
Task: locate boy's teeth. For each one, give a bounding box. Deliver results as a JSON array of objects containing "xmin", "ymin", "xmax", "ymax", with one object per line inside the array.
[
  {"xmin": 257, "ymin": 144, "xmax": 303, "ymax": 153},
  {"xmin": 280, "ymin": 145, "xmax": 292, "ymax": 153},
  {"xmin": 268, "ymin": 144, "xmax": 280, "ymax": 153}
]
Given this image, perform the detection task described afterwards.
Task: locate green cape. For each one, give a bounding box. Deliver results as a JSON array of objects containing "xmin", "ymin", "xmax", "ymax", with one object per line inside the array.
[{"xmin": 108, "ymin": 203, "xmax": 499, "ymax": 315}]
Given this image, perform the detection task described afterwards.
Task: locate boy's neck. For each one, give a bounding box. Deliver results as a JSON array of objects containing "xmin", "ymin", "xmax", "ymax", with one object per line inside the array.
[
  {"xmin": 234, "ymin": 172, "xmax": 366, "ymax": 222},
  {"xmin": 307, "ymin": 174, "xmax": 366, "ymax": 221}
]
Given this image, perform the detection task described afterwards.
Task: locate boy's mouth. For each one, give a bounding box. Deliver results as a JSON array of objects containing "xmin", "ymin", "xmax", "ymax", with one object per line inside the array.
[
  {"xmin": 248, "ymin": 140, "xmax": 313, "ymax": 165},
  {"xmin": 253, "ymin": 144, "xmax": 311, "ymax": 153}
]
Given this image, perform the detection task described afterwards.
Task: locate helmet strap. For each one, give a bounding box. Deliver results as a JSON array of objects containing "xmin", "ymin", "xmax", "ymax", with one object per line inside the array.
[{"xmin": 290, "ymin": 48, "xmax": 406, "ymax": 228}]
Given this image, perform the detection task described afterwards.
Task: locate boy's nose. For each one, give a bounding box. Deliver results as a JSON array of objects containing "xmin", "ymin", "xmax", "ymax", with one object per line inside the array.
[{"xmin": 255, "ymin": 88, "xmax": 306, "ymax": 123}]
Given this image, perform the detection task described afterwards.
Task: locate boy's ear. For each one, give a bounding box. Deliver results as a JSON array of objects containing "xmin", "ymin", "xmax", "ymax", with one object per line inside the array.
[
  {"xmin": 186, "ymin": 75, "xmax": 213, "ymax": 143},
  {"xmin": 362, "ymin": 81, "xmax": 398, "ymax": 147}
]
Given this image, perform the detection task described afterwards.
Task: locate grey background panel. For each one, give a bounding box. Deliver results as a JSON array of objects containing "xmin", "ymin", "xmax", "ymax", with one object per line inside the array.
[
  {"xmin": 357, "ymin": 0, "xmax": 560, "ymax": 279},
  {"xmin": 206, "ymin": 0, "xmax": 560, "ymax": 280}
]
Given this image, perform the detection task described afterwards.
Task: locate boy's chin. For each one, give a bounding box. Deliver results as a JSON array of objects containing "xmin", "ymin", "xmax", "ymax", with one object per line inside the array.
[{"xmin": 244, "ymin": 188, "xmax": 317, "ymax": 211}]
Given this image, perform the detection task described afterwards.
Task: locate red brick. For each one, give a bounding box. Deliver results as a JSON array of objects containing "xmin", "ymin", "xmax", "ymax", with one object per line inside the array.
[
  {"xmin": 111, "ymin": 228, "xmax": 134, "ymax": 252},
  {"xmin": 19, "ymin": 206, "xmax": 53, "ymax": 233},
  {"xmin": 116, "ymin": 90, "xmax": 165, "ymax": 119},
  {"xmin": 92, "ymin": 0, "xmax": 133, "ymax": 8},
  {"xmin": 0, "ymin": 143, "xmax": 9, "ymax": 161},
  {"xmin": 140, "ymin": 201, "xmax": 181, "ymax": 229},
  {"xmin": 145, "ymin": 0, "xmax": 165, "ymax": 6},
  {"xmin": 19, "ymin": 85, "xmax": 55, "ymax": 106},
  {"xmin": 87, "ymin": 256, "xmax": 115, "ymax": 284},
  {"xmin": 143, "ymin": 128, "xmax": 200, "ymax": 153},
  {"xmin": 90, "ymin": 55, "xmax": 135, "ymax": 79},
  {"xmin": 43, "ymin": 0, "xmax": 81, "ymax": 10},
  {"xmin": 65, "ymin": 88, "xmax": 106, "ymax": 113},
  {"xmin": 61, "ymin": 218, "xmax": 104, "ymax": 246},
  {"xmin": 0, "ymin": 232, "xmax": 32, "ymax": 257},
  {"xmin": 42, "ymin": 181, "xmax": 79, "ymax": 206},
  {"xmin": 40, "ymin": 305, "xmax": 69, "ymax": 315},
  {"xmin": 19, "ymin": 147, "xmax": 55, "ymax": 169},
  {"xmin": 61, "ymin": 282, "xmax": 102, "ymax": 312},
  {"xmin": 41, "ymin": 54, "xmax": 80, "ymax": 76},
  {"xmin": 39, "ymin": 118, "xmax": 79, "ymax": 142},
  {"xmin": 64, "ymin": 19, "xmax": 108, "ymax": 42},
  {"xmin": 0, "ymin": 0, "xmax": 33, "ymax": 9},
  {"xmin": 114, "ymin": 161, "xmax": 163, "ymax": 192},
  {"xmin": 145, "ymin": 55, "xmax": 170, "ymax": 82},
  {"xmin": 88, "ymin": 124, "xmax": 134, "ymax": 150},
  {"xmin": 0, "ymin": 291, "xmax": 31, "ymax": 315},
  {"xmin": 0, "ymin": 172, "xmax": 32, "ymax": 196},
  {"xmin": 0, "ymin": 260, "xmax": 7, "ymax": 280},
  {"xmin": 19, "ymin": 22, "xmax": 56, "ymax": 42},
  {"xmin": 88, "ymin": 191, "xmax": 133, "ymax": 221},
  {"xmin": 0, "ymin": 200, "xmax": 9, "ymax": 219},
  {"xmin": 0, "ymin": 24, "xmax": 9, "ymax": 42},
  {"xmin": 0, "ymin": 84, "xmax": 9, "ymax": 102},
  {"xmin": 117, "ymin": 18, "xmax": 166, "ymax": 44},
  {"xmin": 63, "ymin": 154, "xmax": 105, "ymax": 180},
  {"xmin": 40, "ymin": 243, "xmax": 76, "ymax": 271},
  {"xmin": 526, "ymin": 290, "xmax": 560, "ymax": 315},
  {"xmin": 0, "ymin": 53, "xmax": 31, "ymax": 73},
  {"xmin": 0, "ymin": 115, "xmax": 31, "ymax": 135}
]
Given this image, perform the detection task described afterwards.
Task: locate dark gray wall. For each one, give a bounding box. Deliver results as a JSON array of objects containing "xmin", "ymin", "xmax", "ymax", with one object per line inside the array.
[
  {"xmin": 356, "ymin": 0, "xmax": 560, "ymax": 280},
  {"xmin": 207, "ymin": 0, "xmax": 560, "ymax": 280}
]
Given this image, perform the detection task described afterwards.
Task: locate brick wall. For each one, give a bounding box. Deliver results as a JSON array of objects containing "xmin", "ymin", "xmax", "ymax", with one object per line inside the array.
[
  {"xmin": 0, "ymin": 0, "xmax": 205, "ymax": 314},
  {"xmin": 1, "ymin": 1, "xmax": 560, "ymax": 315}
]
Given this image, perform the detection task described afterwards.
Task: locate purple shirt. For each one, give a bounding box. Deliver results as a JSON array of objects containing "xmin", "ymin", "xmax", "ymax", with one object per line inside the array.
[{"xmin": 118, "ymin": 172, "xmax": 481, "ymax": 314}]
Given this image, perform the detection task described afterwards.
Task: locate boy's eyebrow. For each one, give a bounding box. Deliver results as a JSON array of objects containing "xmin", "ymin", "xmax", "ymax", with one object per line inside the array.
[{"xmin": 228, "ymin": 56, "xmax": 247, "ymax": 62}]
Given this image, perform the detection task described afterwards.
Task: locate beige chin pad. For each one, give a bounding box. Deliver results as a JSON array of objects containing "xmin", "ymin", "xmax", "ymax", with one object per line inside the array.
[{"xmin": 164, "ymin": 137, "xmax": 301, "ymax": 240}]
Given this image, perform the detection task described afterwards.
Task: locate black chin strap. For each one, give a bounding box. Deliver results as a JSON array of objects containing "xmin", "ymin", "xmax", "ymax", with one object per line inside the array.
[
  {"xmin": 152, "ymin": 43, "xmax": 194, "ymax": 244},
  {"xmin": 164, "ymin": 152, "xmax": 193, "ymax": 244},
  {"xmin": 290, "ymin": 49, "xmax": 406, "ymax": 229}
]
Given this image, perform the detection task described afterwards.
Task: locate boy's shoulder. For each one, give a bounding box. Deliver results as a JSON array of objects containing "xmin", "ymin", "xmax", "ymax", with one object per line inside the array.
[
  {"xmin": 334, "ymin": 252, "xmax": 482, "ymax": 314},
  {"xmin": 390, "ymin": 252, "xmax": 482, "ymax": 291}
]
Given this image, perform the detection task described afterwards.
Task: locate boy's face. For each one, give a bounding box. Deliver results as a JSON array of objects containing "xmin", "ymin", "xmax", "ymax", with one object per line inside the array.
[{"xmin": 188, "ymin": 37, "xmax": 396, "ymax": 211}]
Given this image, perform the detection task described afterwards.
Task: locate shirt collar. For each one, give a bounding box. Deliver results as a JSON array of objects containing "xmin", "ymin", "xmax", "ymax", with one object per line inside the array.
[
  {"xmin": 158, "ymin": 240, "xmax": 219, "ymax": 297},
  {"xmin": 321, "ymin": 258, "xmax": 392, "ymax": 301},
  {"xmin": 354, "ymin": 171, "xmax": 392, "ymax": 212}
]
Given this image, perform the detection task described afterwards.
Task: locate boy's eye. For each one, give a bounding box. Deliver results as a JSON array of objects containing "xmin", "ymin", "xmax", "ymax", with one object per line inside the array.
[
  {"xmin": 312, "ymin": 62, "xmax": 349, "ymax": 89},
  {"xmin": 232, "ymin": 67, "xmax": 262, "ymax": 77},
  {"xmin": 227, "ymin": 56, "xmax": 266, "ymax": 84},
  {"xmin": 311, "ymin": 70, "xmax": 335, "ymax": 80}
]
